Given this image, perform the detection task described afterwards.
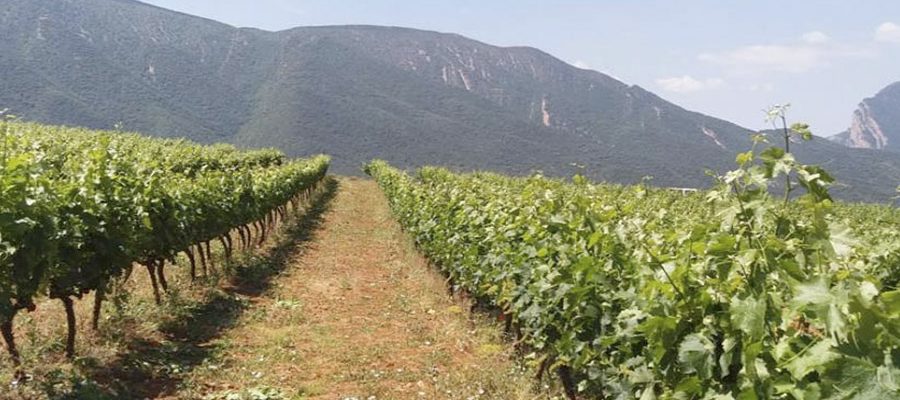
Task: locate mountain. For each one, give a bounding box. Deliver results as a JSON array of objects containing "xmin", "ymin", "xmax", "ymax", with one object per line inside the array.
[
  {"xmin": 2, "ymin": 0, "xmax": 899, "ymax": 203},
  {"xmin": 831, "ymin": 82, "xmax": 900, "ymax": 153}
]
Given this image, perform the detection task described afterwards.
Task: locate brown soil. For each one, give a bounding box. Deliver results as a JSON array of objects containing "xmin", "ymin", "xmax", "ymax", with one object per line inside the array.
[{"xmin": 170, "ymin": 178, "xmax": 556, "ymax": 399}]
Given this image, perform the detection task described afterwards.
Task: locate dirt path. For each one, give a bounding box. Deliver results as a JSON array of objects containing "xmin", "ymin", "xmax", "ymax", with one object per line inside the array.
[{"xmin": 173, "ymin": 178, "xmax": 554, "ymax": 400}]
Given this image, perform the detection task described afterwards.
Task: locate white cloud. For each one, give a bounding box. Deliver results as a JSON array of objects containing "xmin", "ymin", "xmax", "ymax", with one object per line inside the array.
[
  {"xmin": 801, "ymin": 31, "xmax": 830, "ymax": 45},
  {"xmin": 572, "ymin": 60, "xmax": 592, "ymax": 69},
  {"xmin": 656, "ymin": 76, "xmax": 724, "ymax": 93},
  {"xmin": 700, "ymin": 45, "xmax": 824, "ymax": 73},
  {"xmin": 569, "ymin": 60, "xmax": 626, "ymax": 81},
  {"xmin": 875, "ymin": 22, "xmax": 900, "ymax": 43},
  {"xmin": 699, "ymin": 39, "xmax": 871, "ymax": 74}
]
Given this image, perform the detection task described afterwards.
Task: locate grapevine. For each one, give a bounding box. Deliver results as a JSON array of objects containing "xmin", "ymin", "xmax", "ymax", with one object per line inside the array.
[
  {"xmin": 367, "ymin": 119, "xmax": 900, "ymax": 398},
  {"xmin": 0, "ymin": 121, "xmax": 329, "ymax": 362}
]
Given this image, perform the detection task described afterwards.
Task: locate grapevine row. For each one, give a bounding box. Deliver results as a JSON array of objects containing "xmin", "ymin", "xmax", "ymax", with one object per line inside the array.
[
  {"xmin": 366, "ymin": 156, "xmax": 899, "ymax": 399},
  {"xmin": 0, "ymin": 122, "xmax": 329, "ymax": 364}
]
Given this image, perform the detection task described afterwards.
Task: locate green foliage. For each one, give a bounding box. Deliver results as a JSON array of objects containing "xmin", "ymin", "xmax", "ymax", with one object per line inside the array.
[
  {"xmin": 0, "ymin": 121, "xmax": 329, "ymax": 358},
  {"xmin": 366, "ymin": 120, "xmax": 900, "ymax": 398}
]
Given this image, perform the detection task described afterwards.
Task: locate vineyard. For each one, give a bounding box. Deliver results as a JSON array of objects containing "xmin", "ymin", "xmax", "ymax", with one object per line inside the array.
[
  {"xmin": 366, "ymin": 137, "xmax": 900, "ymax": 398},
  {"xmin": 1, "ymin": 119, "xmax": 899, "ymax": 399},
  {"xmin": 0, "ymin": 121, "xmax": 329, "ymax": 370}
]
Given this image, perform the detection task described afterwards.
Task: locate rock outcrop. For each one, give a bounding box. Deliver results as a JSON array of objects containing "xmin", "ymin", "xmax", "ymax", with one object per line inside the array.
[{"xmin": 831, "ymin": 82, "xmax": 900, "ymax": 152}]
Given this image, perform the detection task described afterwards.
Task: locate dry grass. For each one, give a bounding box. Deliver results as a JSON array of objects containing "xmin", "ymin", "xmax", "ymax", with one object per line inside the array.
[
  {"xmin": 175, "ymin": 178, "xmax": 564, "ymax": 400},
  {"xmin": 0, "ymin": 178, "xmax": 564, "ymax": 399}
]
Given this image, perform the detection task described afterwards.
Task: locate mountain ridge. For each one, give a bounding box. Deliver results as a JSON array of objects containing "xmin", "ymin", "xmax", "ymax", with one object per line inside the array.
[
  {"xmin": 2, "ymin": 0, "xmax": 899, "ymax": 202},
  {"xmin": 831, "ymin": 81, "xmax": 900, "ymax": 153}
]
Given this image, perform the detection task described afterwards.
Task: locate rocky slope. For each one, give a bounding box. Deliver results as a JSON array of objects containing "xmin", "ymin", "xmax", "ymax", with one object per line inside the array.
[
  {"xmin": 832, "ymin": 82, "xmax": 900, "ymax": 152},
  {"xmin": 2, "ymin": 0, "xmax": 899, "ymax": 202}
]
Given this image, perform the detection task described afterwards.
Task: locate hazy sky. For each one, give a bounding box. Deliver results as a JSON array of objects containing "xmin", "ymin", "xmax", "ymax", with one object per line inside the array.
[{"xmin": 142, "ymin": 0, "xmax": 900, "ymax": 135}]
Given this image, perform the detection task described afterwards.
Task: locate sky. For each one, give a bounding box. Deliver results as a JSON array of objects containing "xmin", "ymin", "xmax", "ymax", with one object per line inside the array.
[{"xmin": 142, "ymin": 0, "xmax": 900, "ymax": 135}]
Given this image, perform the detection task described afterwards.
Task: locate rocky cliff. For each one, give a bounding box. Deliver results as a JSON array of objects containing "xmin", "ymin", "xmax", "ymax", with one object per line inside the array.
[{"xmin": 832, "ymin": 82, "xmax": 900, "ymax": 152}]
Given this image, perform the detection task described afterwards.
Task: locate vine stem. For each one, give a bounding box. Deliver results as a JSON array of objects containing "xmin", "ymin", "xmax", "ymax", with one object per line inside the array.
[
  {"xmin": 780, "ymin": 114, "xmax": 793, "ymax": 206},
  {"xmin": 624, "ymin": 216, "xmax": 687, "ymax": 301},
  {"xmin": 92, "ymin": 287, "xmax": 104, "ymax": 331},
  {"xmin": 1, "ymin": 313, "xmax": 21, "ymax": 366},
  {"xmin": 62, "ymin": 297, "xmax": 77, "ymax": 359}
]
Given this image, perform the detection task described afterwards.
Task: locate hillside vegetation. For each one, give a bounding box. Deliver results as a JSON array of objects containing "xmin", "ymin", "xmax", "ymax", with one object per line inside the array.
[{"xmin": 1, "ymin": 0, "xmax": 899, "ymax": 202}]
